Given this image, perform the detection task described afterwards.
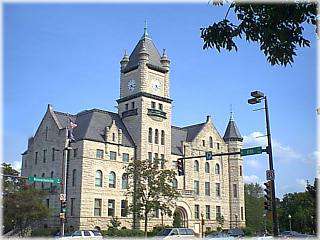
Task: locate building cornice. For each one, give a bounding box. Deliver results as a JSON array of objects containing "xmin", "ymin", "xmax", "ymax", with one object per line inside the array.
[{"xmin": 117, "ymin": 92, "xmax": 173, "ymax": 104}]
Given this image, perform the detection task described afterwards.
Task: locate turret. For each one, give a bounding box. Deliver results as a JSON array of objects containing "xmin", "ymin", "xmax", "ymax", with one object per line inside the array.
[
  {"xmin": 120, "ymin": 50, "xmax": 129, "ymax": 71},
  {"xmin": 138, "ymin": 40, "xmax": 149, "ymax": 63},
  {"xmin": 160, "ymin": 49, "xmax": 170, "ymax": 70}
]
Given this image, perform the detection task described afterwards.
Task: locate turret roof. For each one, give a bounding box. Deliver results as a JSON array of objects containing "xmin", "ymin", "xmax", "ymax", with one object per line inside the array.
[{"xmin": 223, "ymin": 117, "xmax": 243, "ymax": 142}]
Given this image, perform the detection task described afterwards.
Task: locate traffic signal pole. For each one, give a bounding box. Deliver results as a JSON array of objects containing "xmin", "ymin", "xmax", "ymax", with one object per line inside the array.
[
  {"xmin": 264, "ymin": 96, "xmax": 278, "ymax": 237},
  {"xmin": 61, "ymin": 134, "xmax": 70, "ymax": 237}
]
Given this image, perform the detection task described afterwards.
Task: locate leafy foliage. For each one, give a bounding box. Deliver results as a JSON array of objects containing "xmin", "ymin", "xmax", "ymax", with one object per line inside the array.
[
  {"xmin": 126, "ymin": 158, "xmax": 180, "ymax": 236},
  {"xmin": 201, "ymin": 3, "xmax": 318, "ymax": 66}
]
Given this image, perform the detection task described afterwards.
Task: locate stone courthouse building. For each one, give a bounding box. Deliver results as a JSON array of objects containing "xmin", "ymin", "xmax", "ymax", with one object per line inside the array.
[{"xmin": 21, "ymin": 27, "xmax": 245, "ymax": 233}]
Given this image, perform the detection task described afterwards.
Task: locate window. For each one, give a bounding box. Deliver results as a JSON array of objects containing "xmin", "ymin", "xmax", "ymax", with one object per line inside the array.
[
  {"xmin": 195, "ymin": 205, "xmax": 200, "ymax": 219},
  {"xmin": 194, "ymin": 180, "xmax": 199, "ymax": 195},
  {"xmin": 96, "ymin": 149, "xmax": 104, "ymax": 159},
  {"xmin": 206, "ymin": 205, "xmax": 210, "ymax": 220},
  {"xmin": 239, "ymin": 166, "xmax": 242, "ymax": 176},
  {"xmin": 155, "ymin": 129, "xmax": 159, "ymax": 144},
  {"xmin": 202, "ymin": 140, "xmax": 206, "ymax": 147},
  {"xmin": 205, "ymin": 182, "xmax": 210, "ymax": 196},
  {"xmin": 159, "ymin": 103, "xmax": 163, "ymax": 111},
  {"xmin": 108, "ymin": 199, "xmax": 115, "ymax": 216},
  {"xmin": 121, "ymin": 200, "xmax": 128, "ymax": 217},
  {"xmin": 216, "ymin": 206, "xmax": 221, "ymax": 219},
  {"xmin": 46, "ymin": 199, "xmax": 49, "ymax": 208},
  {"xmin": 205, "ymin": 162, "xmax": 210, "ymax": 173},
  {"xmin": 148, "ymin": 152, "xmax": 152, "ymax": 161},
  {"xmin": 110, "ymin": 151, "xmax": 117, "ymax": 160},
  {"xmin": 72, "ymin": 169, "xmax": 76, "ymax": 187},
  {"xmin": 151, "ymin": 101, "xmax": 156, "ymax": 109},
  {"xmin": 109, "ymin": 171, "xmax": 116, "ymax": 188},
  {"xmin": 50, "ymin": 171, "xmax": 54, "ymax": 188},
  {"xmin": 94, "ymin": 199, "xmax": 102, "ymax": 216},
  {"xmin": 233, "ymin": 184, "xmax": 238, "ymax": 198},
  {"xmin": 35, "ymin": 152, "xmax": 38, "ymax": 164},
  {"xmin": 52, "ymin": 148, "xmax": 55, "ymax": 161},
  {"xmin": 45, "ymin": 126, "xmax": 49, "ymax": 140},
  {"xmin": 216, "ymin": 183, "xmax": 221, "ymax": 197},
  {"xmin": 154, "ymin": 153, "xmax": 158, "ymax": 163},
  {"xmin": 215, "ymin": 164, "xmax": 220, "ymax": 174},
  {"xmin": 148, "ymin": 128, "xmax": 153, "ymax": 143},
  {"xmin": 160, "ymin": 154, "xmax": 165, "ymax": 169},
  {"xmin": 43, "ymin": 149, "xmax": 47, "ymax": 163},
  {"xmin": 41, "ymin": 173, "xmax": 45, "ymax": 189},
  {"xmin": 125, "ymin": 103, "xmax": 129, "ymax": 111},
  {"xmin": 131, "ymin": 102, "xmax": 135, "ymax": 109},
  {"xmin": 95, "ymin": 170, "xmax": 103, "ymax": 187},
  {"xmin": 122, "ymin": 173, "xmax": 128, "ymax": 189},
  {"xmin": 71, "ymin": 198, "xmax": 75, "ymax": 216},
  {"xmin": 194, "ymin": 160, "xmax": 199, "ymax": 172},
  {"xmin": 112, "ymin": 133, "xmax": 115, "ymax": 142},
  {"xmin": 123, "ymin": 153, "xmax": 129, "ymax": 163},
  {"xmin": 74, "ymin": 148, "xmax": 78, "ymax": 158},
  {"xmin": 217, "ymin": 142, "xmax": 220, "ymax": 149},
  {"xmin": 241, "ymin": 207, "xmax": 244, "ymax": 220},
  {"xmin": 161, "ymin": 130, "xmax": 165, "ymax": 145},
  {"xmin": 172, "ymin": 178, "xmax": 178, "ymax": 189},
  {"xmin": 209, "ymin": 137, "xmax": 213, "ymax": 148}
]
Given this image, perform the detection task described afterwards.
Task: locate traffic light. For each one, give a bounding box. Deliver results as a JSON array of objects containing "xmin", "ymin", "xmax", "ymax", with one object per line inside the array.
[
  {"xmin": 61, "ymin": 201, "xmax": 67, "ymax": 213},
  {"xmin": 264, "ymin": 181, "xmax": 272, "ymax": 211},
  {"xmin": 177, "ymin": 158, "xmax": 184, "ymax": 176}
]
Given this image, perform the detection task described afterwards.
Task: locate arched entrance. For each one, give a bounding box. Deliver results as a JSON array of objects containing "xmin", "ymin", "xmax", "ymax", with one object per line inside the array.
[{"xmin": 173, "ymin": 206, "xmax": 188, "ymax": 227}]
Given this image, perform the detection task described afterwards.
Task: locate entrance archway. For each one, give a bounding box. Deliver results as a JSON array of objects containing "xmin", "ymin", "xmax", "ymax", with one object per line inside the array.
[{"xmin": 173, "ymin": 206, "xmax": 188, "ymax": 227}]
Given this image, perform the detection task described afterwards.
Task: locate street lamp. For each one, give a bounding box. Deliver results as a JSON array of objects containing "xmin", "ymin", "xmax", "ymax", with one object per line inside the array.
[
  {"xmin": 201, "ymin": 212, "xmax": 204, "ymax": 238},
  {"xmin": 248, "ymin": 90, "xmax": 279, "ymax": 237},
  {"xmin": 288, "ymin": 214, "xmax": 292, "ymax": 231}
]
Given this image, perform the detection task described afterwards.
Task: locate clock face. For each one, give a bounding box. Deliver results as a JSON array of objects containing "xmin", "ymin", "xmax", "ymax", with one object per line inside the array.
[
  {"xmin": 127, "ymin": 79, "xmax": 136, "ymax": 92},
  {"xmin": 152, "ymin": 80, "xmax": 161, "ymax": 93}
]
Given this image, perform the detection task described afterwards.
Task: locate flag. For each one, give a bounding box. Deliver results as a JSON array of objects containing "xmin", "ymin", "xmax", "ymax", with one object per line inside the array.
[{"xmin": 67, "ymin": 118, "xmax": 77, "ymax": 142}]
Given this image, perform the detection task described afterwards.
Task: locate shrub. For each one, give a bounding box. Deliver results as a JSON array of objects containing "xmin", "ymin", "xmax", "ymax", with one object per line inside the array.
[
  {"xmin": 31, "ymin": 227, "xmax": 59, "ymax": 237},
  {"xmin": 102, "ymin": 228, "xmax": 144, "ymax": 237}
]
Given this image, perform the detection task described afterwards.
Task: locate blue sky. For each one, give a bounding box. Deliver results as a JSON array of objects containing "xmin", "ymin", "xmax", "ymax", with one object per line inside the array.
[{"xmin": 4, "ymin": 3, "xmax": 317, "ymax": 197}]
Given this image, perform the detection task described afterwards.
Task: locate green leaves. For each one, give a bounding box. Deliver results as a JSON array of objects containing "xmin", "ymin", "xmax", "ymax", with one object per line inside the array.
[{"xmin": 201, "ymin": 3, "xmax": 318, "ymax": 66}]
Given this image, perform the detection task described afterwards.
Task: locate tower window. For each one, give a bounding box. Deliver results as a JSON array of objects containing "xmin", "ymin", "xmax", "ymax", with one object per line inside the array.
[
  {"xmin": 239, "ymin": 165, "xmax": 243, "ymax": 176},
  {"xmin": 155, "ymin": 129, "xmax": 159, "ymax": 144},
  {"xmin": 112, "ymin": 133, "xmax": 115, "ymax": 142},
  {"xmin": 52, "ymin": 148, "xmax": 55, "ymax": 161},
  {"xmin": 151, "ymin": 101, "xmax": 156, "ymax": 109},
  {"xmin": 43, "ymin": 149, "xmax": 47, "ymax": 163},
  {"xmin": 148, "ymin": 128, "xmax": 152, "ymax": 143},
  {"xmin": 161, "ymin": 130, "xmax": 165, "ymax": 145},
  {"xmin": 72, "ymin": 169, "xmax": 76, "ymax": 187},
  {"xmin": 110, "ymin": 151, "xmax": 117, "ymax": 160},
  {"xmin": 131, "ymin": 102, "xmax": 135, "ymax": 109},
  {"xmin": 96, "ymin": 149, "xmax": 104, "ymax": 159},
  {"xmin": 159, "ymin": 103, "xmax": 163, "ymax": 111},
  {"xmin": 217, "ymin": 142, "xmax": 220, "ymax": 149},
  {"xmin": 233, "ymin": 184, "xmax": 238, "ymax": 198},
  {"xmin": 202, "ymin": 140, "xmax": 206, "ymax": 147},
  {"xmin": 209, "ymin": 137, "xmax": 213, "ymax": 148},
  {"xmin": 125, "ymin": 103, "xmax": 129, "ymax": 111},
  {"xmin": 35, "ymin": 152, "xmax": 38, "ymax": 164}
]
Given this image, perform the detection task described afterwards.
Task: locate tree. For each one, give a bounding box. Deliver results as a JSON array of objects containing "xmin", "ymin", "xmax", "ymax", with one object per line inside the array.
[
  {"xmin": 201, "ymin": 2, "xmax": 318, "ymax": 66},
  {"xmin": 126, "ymin": 158, "xmax": 180, "ymax": 236},
  {"xmin": 172, "ymin": 212, "xmax": 182, "ymax": 227},
  {"xmin": 2, "ymin": 163, "xmax": 50, "ymax": 234},
  {"xmin": 216, "ymin": 215, "xmax": 224, "ymax": 231}
]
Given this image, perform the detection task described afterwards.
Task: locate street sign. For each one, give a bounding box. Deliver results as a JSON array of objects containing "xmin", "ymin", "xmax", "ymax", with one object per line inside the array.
[
  {"xmin": 28, "ymin": 176, "xmax": 61, "ymax": 184},
  {"xmin": 205, "ymin": 151, "xmax": 213, "ymax": 160},
  {"xmin": 60, "ymin": 194, "xmax": 66, "ymax": 201},
  {"xmin": 240, "ymin": 146, "xmax": 263, "ymax": 156},
  {"xmin": 266, "ymin": 170, "xmax": 275, "ymax": 181},
  {"xmin": 59, "ymin": 213, "xmax": 65, "ymax": 219}
]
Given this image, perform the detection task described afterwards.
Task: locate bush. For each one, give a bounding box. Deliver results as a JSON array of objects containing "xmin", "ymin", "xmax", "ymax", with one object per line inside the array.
[
  {"xmin": 101, "ymin": 228, "xmax": 144, "ymax": 237},
  {"xmin": 242, "ymin": 227, "xmax": 253, "ymax": 236},
  {"xmin": 147, "ymin": 225, "xmax": 166, "ymax": 237},
  {"xmin": 31, "ymin": 227, "xmax": 59, "ymax": 237}
]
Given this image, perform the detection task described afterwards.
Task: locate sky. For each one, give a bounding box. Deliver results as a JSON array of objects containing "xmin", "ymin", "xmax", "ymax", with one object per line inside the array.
[{"xmin": 4, "ymin": 3, "xmax": 318, "ymax": 197}]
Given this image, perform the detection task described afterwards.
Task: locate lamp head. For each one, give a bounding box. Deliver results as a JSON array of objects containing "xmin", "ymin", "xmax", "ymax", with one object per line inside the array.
[
  {"xmin": 251, "ymin": 90, "xmax": 265, "ymax": 98},
  {"xmin": 248, "ymin": 98, "xmax": 261, "ymax": 105}
]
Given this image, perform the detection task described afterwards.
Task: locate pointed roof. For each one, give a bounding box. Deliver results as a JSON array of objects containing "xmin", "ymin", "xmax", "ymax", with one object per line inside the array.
[
  {"xmin": 122, "ymin": 26, "xmax": 167, "ymax": 73},
  {"xmin": 223, "ymin": 117, "xmax": 243, "ymax": 142}
]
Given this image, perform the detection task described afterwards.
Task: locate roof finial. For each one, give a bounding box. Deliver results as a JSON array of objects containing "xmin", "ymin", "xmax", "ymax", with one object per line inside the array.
[
  {"xmin": 143, "ymin": 20, "xmax": 148, "ymax": 38},
  {"xmin": 230, "ymin": 104, "xmax": 234, "ymax": 121}
]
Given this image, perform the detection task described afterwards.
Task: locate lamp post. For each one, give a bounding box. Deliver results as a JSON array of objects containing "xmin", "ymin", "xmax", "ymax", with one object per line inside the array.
[
  {"xmin": 201, "ymin": 212, "xmax": 204, "ymax": 238},
  {"xmin": 288, "ymin": 214, "xmax": 292, "ymax": 231},
  {"xmin": 248, "ymin": 91, "xmax": 278, "ymax": 237},
  {"xmin": 235, "ymin": 214, "xmax": 238, "ymax": 228}
]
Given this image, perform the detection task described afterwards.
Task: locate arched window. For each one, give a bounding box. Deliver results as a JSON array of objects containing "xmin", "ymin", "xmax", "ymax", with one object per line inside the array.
[
  {"xmin": 209, "ymin": 137, "xmax": 213, "ymax": 148},
  {"xmin": 215, "ymin": 164, "xmax": 220, "ymax": 175},
  {"xmin": 148, "ymin": 128, "xmax": 152, "ymax": 143},
  {"xmin": 161, "ymin": 130, "xmax": 165, "ymax": 145},
  {"xmin": 72, "ymin": 169, "xmax": 76, "ymax": 187},
  {"xmin": 122, "ymin": 173, "xmax": 128, "ymax": 189},
  {"xmin": 41, "ymin": 173, "xmax": 45, "ymax": 189},
  {"xmin": 172, "ymin": 178, "xmax": 178, "ymax": 189},
  {"xmin": 95, "ymin": 170, "xmax": 102, "ymax": 187},
  {"xmin": 194, "ymin": 160, "xmax": 199, "ymax": 172},
  {"xmin": 155, "ymin": 129, "xmax": 159, "ymax": 144},
  {"xmin": 109, "ymin": 171, "xmax": 116, "ymax": 188},
  {"xmin": 205, "ymin": 162, "xmax": 210, "ymax": 173}
]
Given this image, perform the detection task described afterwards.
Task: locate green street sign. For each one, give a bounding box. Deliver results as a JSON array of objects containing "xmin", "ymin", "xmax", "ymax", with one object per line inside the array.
[
  {"xmin": 28, "ymin": 176, "xmax": 61, "ymax": 184},
  {"xmin": 240, "ymin": 146, "xmax": 263, "ymax": 156}
]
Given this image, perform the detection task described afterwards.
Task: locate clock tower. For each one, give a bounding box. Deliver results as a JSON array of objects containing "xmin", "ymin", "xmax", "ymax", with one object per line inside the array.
[{"xmin": 117, "ymin": 25, "xmax": 172, "ymax": 168}]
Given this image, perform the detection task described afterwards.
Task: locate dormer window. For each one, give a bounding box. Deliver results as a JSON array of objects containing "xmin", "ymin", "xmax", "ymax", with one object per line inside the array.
[
  {"xmin": 125, "ymin": 103, "xmax": 129, "ymax": 111},
  {"xmin": 131, "ymin": 102, "xmax": 135, "ymax": 109},
  {"xmin": 159, "ymin": 103, "xmax": 163, "ymax": 111},
  {"xmin": 151, "ymin": 101, "xmax": 156, "ymax": 109}
]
